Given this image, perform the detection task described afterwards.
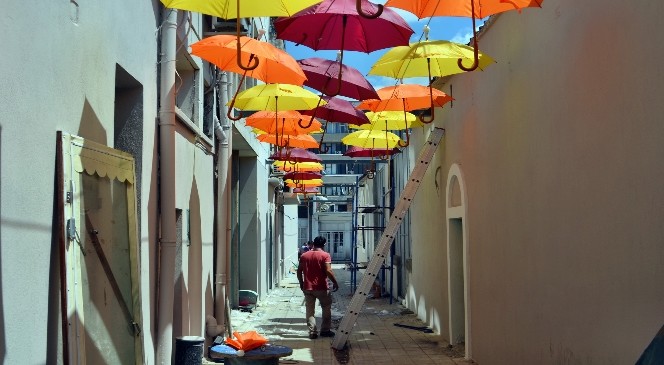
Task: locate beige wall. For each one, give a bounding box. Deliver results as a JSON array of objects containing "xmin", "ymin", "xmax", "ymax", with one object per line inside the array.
[{"xmin": 408, "ymin": 0, "xmax": 664, "ymax": 364}]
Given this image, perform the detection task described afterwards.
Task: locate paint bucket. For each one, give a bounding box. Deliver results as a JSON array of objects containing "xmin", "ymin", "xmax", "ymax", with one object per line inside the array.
[{"xmin": 174, "ymin": 336, "xmax": 205, "ymax": 365}]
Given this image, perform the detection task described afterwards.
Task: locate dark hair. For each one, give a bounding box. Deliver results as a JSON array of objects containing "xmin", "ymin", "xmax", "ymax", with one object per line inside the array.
[{"xmin": 313, "ymin": 236, "xmax": 326, "ymax": 248}]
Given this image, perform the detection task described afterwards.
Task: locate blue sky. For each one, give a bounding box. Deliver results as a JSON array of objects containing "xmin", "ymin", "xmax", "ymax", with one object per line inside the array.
[{"xmin": 281, "ymin": 3, "xmax": 485, "ymax": 91}]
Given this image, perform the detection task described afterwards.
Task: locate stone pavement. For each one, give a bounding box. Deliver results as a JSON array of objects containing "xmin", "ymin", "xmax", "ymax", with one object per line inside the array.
[{"xmin": 206, "ymin": 264, "xmax": 474, "ymax": 365}]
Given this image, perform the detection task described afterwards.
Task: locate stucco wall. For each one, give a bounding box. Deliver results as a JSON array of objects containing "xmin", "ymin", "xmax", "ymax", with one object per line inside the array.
[{"xmin": 408, "ymin": 1, "xmax": 664, "ymax": 364}]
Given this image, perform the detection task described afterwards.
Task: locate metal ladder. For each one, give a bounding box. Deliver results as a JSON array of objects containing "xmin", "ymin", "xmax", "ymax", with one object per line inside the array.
[{"xmin": 332, "ymin": 127, "xmax": 445, "ymax": 350}]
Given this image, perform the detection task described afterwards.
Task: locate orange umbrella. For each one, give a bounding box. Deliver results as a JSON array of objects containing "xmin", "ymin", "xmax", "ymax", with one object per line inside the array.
[
  {"xmin": 246, "ymin": 111, "xmax": 322, "ymax": 135},
  {"xmin": 191, "ymin": 35, "xmax": 307, "ymax": 121},
  {"xmin": 384, "ymin": 0, "xmax": 544, "ymax": 70},
  {"xmin": 358, "ymin": 84, "xmax": 453, "ymax": 113},
  {"xmin": 191, "ymin": 35, "xmax": 306, "ymax": 86},
  {"xmin": 257, "ymin": 133, "xmax": 319, "ymax": 149}
]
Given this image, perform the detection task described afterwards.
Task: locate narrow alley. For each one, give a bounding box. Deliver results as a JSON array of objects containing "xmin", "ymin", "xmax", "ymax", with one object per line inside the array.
[{"xmin": 207, "ymin": 265, "xmax": 472, "ymax": 365}]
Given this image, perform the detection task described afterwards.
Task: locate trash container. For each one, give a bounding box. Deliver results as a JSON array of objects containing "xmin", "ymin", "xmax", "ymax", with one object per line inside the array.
[{"xmin": 174, "ymin": 336, "xmax": 205, "ymax": 365}]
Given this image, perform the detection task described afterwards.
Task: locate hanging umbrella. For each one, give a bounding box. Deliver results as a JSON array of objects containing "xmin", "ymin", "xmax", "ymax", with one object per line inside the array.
[
  {"xmin": 161, "ymin": 0, "xmax": 322, "ymax": 69},
  {"xmin": 246, "ymin": 111, "xmax": 322, "ymax": 135},
  {"xmin": 284, "ymin": 172, "xmax": 323, "ymax": 181},
  {"xmin": 341, "ymin": 129, "xmax": 402, "ymax": 149},
  {"xmin": 293, "ymin": 187, "xmax": 320, "ymax": 194},
  {"xmin": 297, "ymin": 57, "xmax": 379, "ymax": 100},
  {"xmin": 384, "ymin": 0, "xmax": 543, "ymax": 70},
  {"xmin": 300, "ymin": 96, "xmax": 369, "ymax": 126},
  {"xmin": 274, "ymin": 0, "xmax": 413, "ymax": 91},
  {"xmin": 257, "ymin": 133, "xmax": 320, "ymax": 149},
  {"xmin": 230, "ymin": 84, "xmax": 325, "ymax": 112},
  {"xmin": 359, "ymin": 84, "xmax": 453, "ymax": 113},
  {"xmin": 285, "ymin": 179, "xmax": 323, "ymax": 188},
  {"xmin": 270, "ymin": 148, "xmax": 322, "ymax": 163},
  {"xmin": 273, "ymin": 161, "xmax": 323, "ymax": 172},
  {"xmin": 352, "ymin": 111, "xmax": 422, "ymax": 147},
  {"xmin": 343, "ymin": 146, "xmax": 400, "ymax": 158}
]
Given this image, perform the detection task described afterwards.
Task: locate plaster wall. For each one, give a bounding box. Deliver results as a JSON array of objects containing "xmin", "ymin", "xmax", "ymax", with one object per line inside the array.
[
  {"xmin": 408, "ymin": 1, "xmax": 664, "ymax": 364},
  {"xmin": 0, "ymin": 1, "xmax": 163, "ymax": 363}
]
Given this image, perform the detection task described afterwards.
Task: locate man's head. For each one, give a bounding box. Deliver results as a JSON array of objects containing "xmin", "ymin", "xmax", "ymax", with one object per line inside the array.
[
  {"xmin": 306, "ymin": 240, "xmax": 314, "ymax": 248},
  {"xmin": 313, "ymin": 236, "xmax": 326, "ymax": 248}
]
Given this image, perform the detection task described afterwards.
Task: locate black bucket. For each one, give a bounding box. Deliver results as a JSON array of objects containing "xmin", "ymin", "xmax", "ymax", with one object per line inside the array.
[{"xmin": 174, "ymin": 336, "xmax": 205, "ymax": 365}]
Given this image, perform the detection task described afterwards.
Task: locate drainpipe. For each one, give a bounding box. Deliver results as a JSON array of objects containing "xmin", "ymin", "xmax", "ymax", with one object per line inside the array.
[
  {"xmin": 156, "ymin": 7, "xmax": 177, "ymax": 365},
  {"xmin": 207, "ymin": 71, "xmax": 232, "ymax": 337}
]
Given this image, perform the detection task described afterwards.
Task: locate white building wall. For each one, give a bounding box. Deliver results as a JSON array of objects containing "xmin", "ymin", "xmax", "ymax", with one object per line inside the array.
[{"xmin": 407, "ymin": 0, "xmax": 664, "ymax": 364}]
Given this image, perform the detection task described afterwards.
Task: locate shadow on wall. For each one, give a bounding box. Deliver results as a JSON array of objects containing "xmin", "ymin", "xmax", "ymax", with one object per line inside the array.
[
  {"xmin": 188, "ymin": 177, "xmax": 203, "ymax": 335},
  {"xmin": 0, "ymin": 124, "xmax": 5, "ymax": 364}
]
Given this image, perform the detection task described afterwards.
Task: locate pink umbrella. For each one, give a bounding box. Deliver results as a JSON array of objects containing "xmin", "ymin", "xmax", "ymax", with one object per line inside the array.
[
  {"xmin": 270, "ymin": 148, "xmax": 322, "ymax": 163},
  {"xmin": 284, "ymin": 171, "xmax": 323, "ymax": 181},
  {"xmin": 343, "ymin": 146, "xmax": 400, "ymax": 158},
  {"xmin": 297, "ymin": 57, "xmax": 379, "ymax": 100},
  {"xmin": 275, "ymin": 0, "xmax": 413, "ymax": 95}
]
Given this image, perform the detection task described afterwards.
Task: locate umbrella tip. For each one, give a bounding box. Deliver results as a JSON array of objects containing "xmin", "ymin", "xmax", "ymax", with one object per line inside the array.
[{"xmin": 423, "ymin": 25, "xmax": 430, "ymax": 40}]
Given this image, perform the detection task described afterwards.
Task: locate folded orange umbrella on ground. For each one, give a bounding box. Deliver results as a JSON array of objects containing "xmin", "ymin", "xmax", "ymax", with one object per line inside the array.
[{"xmin": 225, "ymin": 331, "xmax": 268, "ymax": 352}]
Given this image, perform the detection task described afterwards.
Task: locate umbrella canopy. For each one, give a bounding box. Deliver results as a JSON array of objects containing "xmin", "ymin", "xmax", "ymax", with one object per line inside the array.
[
  {"xmin": 257, "ymin": 133, "xmax": 319, "ymax": 149},
  {"xmin": 343, "ymin": 146, "xmax": 400, "ymax": 158},
  {"xmin": 384, "ymin": 0, "xmax": 543, "ymax": 71},
  {"xmin": 273, "ymin": 161, "xmax": 323, "ymax": 172},
  {"xmin": 300, "ymin": 96, "xmax": 369, "ymax": 126},
  {"xmin": 349, "ymin": 111, "xmax": 421, "ymax": 130},
  {"xmin": 292, "ymin": 187, "xmax": 320, "ymax": 194},
  {"xmin": 161, "ymin": 0, "xmax": 322, "ymax": 19},
  {"xmin": 191, "ymin": 35, "xmax": 306, "ymax": 86},
  {"xmin": 369, "ymin": 40, "xmax": 495, "ymax": 79},
  {"xmin": 297, "ymin": 57, "xmax": 378, "ymax": 100},
  {"xmin": 246, "ymin": 111, "xmax": 322, "ymax": 135},
  {"xmin": 270, "ymin": 148, "xmax": 322, "ymax": 163},
  {"xmin": 284, "ymin": 172, "xmax": 323, "ymax": 181},
  {"xmin": 285, "ymin": 179, "xmax": 323, "ymax": 187},
  {"xmin": 274, "ymin": 0, "xmax": 413, "ymax": 53},
  {"xmin": 341, "ymin": 129, "xmax": 403, "ymax": 149},
  {"xmin": 358, "ymin": 84, "xmax": 454, "ymax": 112},
  {"xmin": 230, "ymin": 84, "xmax": 325, "ymax": 112}
]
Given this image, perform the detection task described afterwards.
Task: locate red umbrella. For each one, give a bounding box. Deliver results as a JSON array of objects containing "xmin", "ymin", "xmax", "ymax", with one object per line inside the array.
[
  {"xmin": 270, "ymin": 148, "xmax": 322, "ymax": 163},
  {"xmin": 343, "ymin": 146, "xmax": 400, "ymax": 158},
  {"xmin": 284, "ymin": 172, "xmax": 323, "ymax": 181},
  {"xmin": 274, "ymin": 0, "xmax": 412, "ymax": 95},
  {"xmin": 297, "ymin": 57, "xmax": 379, "ymax": 100},
  {"xmin": 300, "ymin": 96, "xmax": 369, "ymax": 126}
]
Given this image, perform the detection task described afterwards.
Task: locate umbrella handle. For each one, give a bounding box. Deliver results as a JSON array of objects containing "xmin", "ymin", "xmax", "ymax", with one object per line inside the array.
[
  {"xmin": 236, "ymin": 0, "xmax": 259, "ymax": 71},
  {"xmin": 356, "ymin": 0, "xmax": 383, "ymax": 19},
  {"xmin": 419, "ymin": 66, "xmax": 435, "ymax": 124},
  {"xmin": 298, "ymin": 96, "xmax": 325, "ymax": 129},
  {"xmin": 397, "ymin": 127, "xmax": 410, "ymax": 148},
  {"xmin": 227, "ymin": 71, "xmax": 249, "ymax": 121},
  {"xmin": 457, "ymin": 2, "xmax": 480, "ymax": 72},
  {"xmin": 322, "ymin": 22, "xmax": 346, "ymax": 97}
]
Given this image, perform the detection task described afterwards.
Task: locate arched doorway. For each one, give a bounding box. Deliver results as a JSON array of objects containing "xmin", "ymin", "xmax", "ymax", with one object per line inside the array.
[{"xmin": 446, "ymin": 163, "xmax": 470, "ymax": 359}]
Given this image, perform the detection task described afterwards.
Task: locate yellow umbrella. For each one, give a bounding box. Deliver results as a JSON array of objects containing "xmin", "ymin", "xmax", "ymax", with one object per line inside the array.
[
  {"xmin": 285, "ymin": 180, "xmax": 323, "ymax": 188},
  {"xmin": 257, "ymin": 133, "xmax": 320, "ymax": 149},
  {"xmin": 350, "ymin": 111, "xmax": 421, "ymax": 130},
  {"xmin": 229, "ymin": 84, "xmax": 325, "ymax": 112},
  {"xmin": 273, "ymin": 161, "xmax": 323, "ymax": 172},
  {"xmin": 341, "ymin": 130, "xmax": 402, "ymax": 149},
  {"xmin": 368, "ymin": 39, "xmax": 495, "ymax": 80},
  {"xmin": 161, "ymin": 0, "xmax": 322, "ymax": 70}
]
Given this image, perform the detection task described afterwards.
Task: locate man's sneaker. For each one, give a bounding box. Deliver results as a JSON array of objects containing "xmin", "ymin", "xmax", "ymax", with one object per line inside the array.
[
  {"xmin": 319, "ymin": 330, "xmax": 335, "ymax": 337},
  {"xmin": 309, "ymin": 332, "xmax": 318, "ymax": 339}
]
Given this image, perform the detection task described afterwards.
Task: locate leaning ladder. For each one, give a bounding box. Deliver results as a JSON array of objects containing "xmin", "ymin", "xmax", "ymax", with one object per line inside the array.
[{"xmin": 332, "ymin": 127, "xmax": 445, "ymax": 350}]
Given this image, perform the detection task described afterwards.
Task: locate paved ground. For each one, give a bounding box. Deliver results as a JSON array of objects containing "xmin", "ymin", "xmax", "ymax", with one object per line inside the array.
[{"xmin": 205, "ymin": 264, "xmax": 474, "ymax": 364}]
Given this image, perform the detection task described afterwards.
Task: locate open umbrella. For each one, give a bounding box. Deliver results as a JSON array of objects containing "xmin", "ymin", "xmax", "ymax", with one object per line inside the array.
[
  {"xmin": 274, "ymin": 0, "xmax": 413, "ymax": 93},
  {"xmin": 161, "ymin": 0, "xmax": 321, "ymax": 69},
  {"xmin": 300, "ymin": 96, "xmax": 369, "ymax": 126},
  {"xmin": 284, "ymin": 171, "xmax": 322, "ymax": 180},
  {"xmin": 257, "ymin": 133, "xmax": 320, "ymax": 149},
  {"xmin": 270, "ymin": 148, "xmax": 322, "ymax": 163},
  {"xmin": 351, "ymin": 110, "xmax": 422, "ymax": 147},
  {"xmin": 344, "ymin": 146, "xmax": 400, "ymax": 158},
  {"xmin": 292, "ymin": 187, "xmax": 320, "ymax": 194},
  {"xmin": 273, "ymin": 161, "xmax": 323, "ymax": 172},
  {"xmin": 384, "ymin": 0, "xmax": 544, "ymax": 70},
  {"xmin": 246, "ymin": 111, "xmax": 322, "ymax": 135},
  {"xmin": 298, "ymin": 57, "xmax": 378, "ymax": 100},
  {"xmin": 230, "ymin": 84, "xmax": 325, "ymax": 113},
  {"xmin": 341, "ymin": 129, "xmax": 403, "ymax": 149}
]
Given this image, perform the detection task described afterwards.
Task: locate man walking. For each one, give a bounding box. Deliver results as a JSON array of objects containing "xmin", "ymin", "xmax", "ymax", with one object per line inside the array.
[{"xmin": 297, "ymin": 235, "xmax": 339, "ymax": 339}]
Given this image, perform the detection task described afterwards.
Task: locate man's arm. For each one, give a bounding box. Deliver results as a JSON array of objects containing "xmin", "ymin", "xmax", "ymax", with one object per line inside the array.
[
  {"xmin": 297, "ymin": 260, "xmax": 304, "ymax": 290},
  {"xmin": 325, "ymin": 262, "xmax": 339, "ymax": 292}
]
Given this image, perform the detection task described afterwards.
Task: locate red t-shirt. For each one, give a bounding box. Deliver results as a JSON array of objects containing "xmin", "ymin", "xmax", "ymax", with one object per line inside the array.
[{"xmin": 299, "ymin": 249, "xmax": 331, "ymax": 291}]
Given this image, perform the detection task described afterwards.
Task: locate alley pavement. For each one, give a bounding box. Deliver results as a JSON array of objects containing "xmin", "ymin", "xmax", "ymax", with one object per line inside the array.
[{"xmin": 205, "ymin": 264, "xmax": 474, "ymax": 365}]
